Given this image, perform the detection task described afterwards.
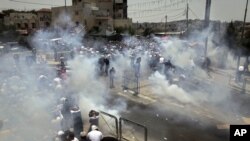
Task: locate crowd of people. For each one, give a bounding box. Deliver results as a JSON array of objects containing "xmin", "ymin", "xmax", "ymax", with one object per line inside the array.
[
  {"xmin": 0, "ymin": 35, "xmax": 213, "ymax": 141},
  {"xmin": 53, "ymin": 106, "xmax": 103, "ymax": 141}
]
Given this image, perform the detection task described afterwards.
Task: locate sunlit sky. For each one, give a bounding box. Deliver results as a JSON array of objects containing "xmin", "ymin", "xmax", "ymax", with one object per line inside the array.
[{"xmin": 0, "ymin": 0, "xmax": 249, "ymax": 23}]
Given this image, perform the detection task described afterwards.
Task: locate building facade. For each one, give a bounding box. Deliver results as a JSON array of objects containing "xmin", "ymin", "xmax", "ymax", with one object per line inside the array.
[
  {"xmin": 4, "ymin": 12, "xmax": 38, "ymax": 30},
  {"xmin": 2, "ymin": 9, "xmax": 52, "ymax": 34},
  {"xmin": 37, "ymin": 9, "xmax": 52, "ymax": 28},
  {"xmin": 51, "ymin": 0, "xmax": 132, "ymax": 35}
]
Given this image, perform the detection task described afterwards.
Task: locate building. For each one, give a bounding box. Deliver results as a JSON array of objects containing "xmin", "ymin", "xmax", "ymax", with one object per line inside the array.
[
  {"xmin": 2, "ymin": 9, "xmax": 52, "ymax": 34},
  {"xmin": 37, "ymin": 8, "xmax": 52, "ymax": 28},
  {"xmin": 0, "ymin": 13, "xmax": 4, "ymax": 24},
  {"xmin": 51, "ymin": 0, "xmax": 132, "ymax": 35},
  {"xmin": 4, "ymin": 12, "xmax": 38, "ymax": 32},
  {"xmin": 51, "ymin": 6, "xmax": 74, "ymax": 26}
]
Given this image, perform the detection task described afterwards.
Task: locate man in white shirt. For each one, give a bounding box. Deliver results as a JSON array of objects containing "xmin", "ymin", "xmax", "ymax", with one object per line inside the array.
[{"xmin": 87, "ymin": 125, "xmax": 103, "ymax": 141}]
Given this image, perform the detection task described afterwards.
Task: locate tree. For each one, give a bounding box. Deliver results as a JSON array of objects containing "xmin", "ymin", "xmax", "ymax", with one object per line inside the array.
[
  {"xmin": 143, "ymin": 27, "xmax": 153, "ymax": 37},
  {"xmin": 242, "ymin": 30, "xmax": 250, "ymax": 55},
  {"xmin": 128, "ymin": 26, "xmax": 135, "ymax": 35},
  {"xmin": 224, "ymin": 21, "xmax": 238, "ymax": 51},
  {"xmin": 114, "ymin": 26, "xmax": 135, "ymax": 35},
  {"xmin": 114, "ymin": 27, "xmax": 125, "ymax": 34}
]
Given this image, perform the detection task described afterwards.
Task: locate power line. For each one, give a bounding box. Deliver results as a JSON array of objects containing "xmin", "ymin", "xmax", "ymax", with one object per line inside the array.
[
  {"xmin": 142, "ymin": 13, "xmax": 184, "ymax": 22},
  {"xmin": 9, "ymin": 0, "xmax": 60, "ymax": 6},
  {"xmin": 188, "ymin": 6, "xmax": 199, "ymax": 19},
  {"xmin": 143, "ymin": 16, "xmax": 165, "ymax": 22},
  {"xmin": 128, "ymin": 0, "xmax": 165, "ymax": 7},
  {"xmin": 128, "ymin": 8, "xmax": 184, "ymax": 18},
  {"xmin": 128, "ymin": 7, "xmax": 184, "ymax": 12},
  {"xmin": 128, "ymin": 0, "xmax": 186, "ymax": 15},
  {"xmin": 131, "ymin": 7, "xmax": 185, "ymax": 18},
  {"xmin": 168, "ymin": 15, "xmax": 184, "ymax": 21},
  {"xmin": 131, "ymin": 9, "xmax": 185, "ymax": 19}
]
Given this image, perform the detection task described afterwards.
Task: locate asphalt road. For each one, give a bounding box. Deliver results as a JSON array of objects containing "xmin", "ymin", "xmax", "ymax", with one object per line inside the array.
[{"xmin": 105, "ymin": 93, "xmax": 229, "ymax": 141}]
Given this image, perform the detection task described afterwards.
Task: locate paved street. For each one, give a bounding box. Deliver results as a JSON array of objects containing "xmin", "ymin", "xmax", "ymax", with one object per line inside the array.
[{"xmin": 102, "ymin": 66, "xmax": 250, "ymax": 141}]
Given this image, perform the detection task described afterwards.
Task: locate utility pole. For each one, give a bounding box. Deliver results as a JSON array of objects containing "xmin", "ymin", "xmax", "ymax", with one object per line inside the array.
[
  {"xmin": 186, "ymin": 2, "xmax": 189, "ymax": 32},
  {"xmin": 204, "ymin": 0, "xmax": 211, "ymax": 58},
  {"xmin": 165, "ymin": 15, "xmax": 167, "ymax": 35},
  {"xmin": 236, "ymin": 0, "xmax": 249, "ymax": 82},
  {"xmin": 64, "ymin": 0, "xmax": 67, "ymax": 11}
]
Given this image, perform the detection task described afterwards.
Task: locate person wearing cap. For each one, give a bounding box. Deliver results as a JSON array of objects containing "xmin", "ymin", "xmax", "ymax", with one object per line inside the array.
[{"xmin": 87, "ymin": 125, "xmax": 103, "ymax": 141}]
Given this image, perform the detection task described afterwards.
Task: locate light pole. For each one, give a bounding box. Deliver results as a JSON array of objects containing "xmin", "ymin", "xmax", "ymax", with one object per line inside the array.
[
  {"xmin": 186, "ymin": 2, "xmax": 189, "ymax": 32},
  {"xmin": 204, "ymin": 0, "xmax": 211, "ymax": 58},
  {"xmin": 236, "ymin": 0, "xmax": 249, "ymax": 82},
  {"xmin": 165, "ymin": 15, "xmax": 167, "ymax": 35}
]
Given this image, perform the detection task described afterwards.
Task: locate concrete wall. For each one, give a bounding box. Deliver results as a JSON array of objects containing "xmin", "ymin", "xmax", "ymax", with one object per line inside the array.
[
  {"xmin": 114, "ymin": 18, "xmax": 132, "ymax": 28},
  {"xmin": 96, "ymin": 0, "xmax": 113, "ymax": 17}
]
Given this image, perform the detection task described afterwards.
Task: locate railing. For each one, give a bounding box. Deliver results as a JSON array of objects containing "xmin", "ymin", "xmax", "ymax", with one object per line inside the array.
[
  {"xmin": 119, "ymin": 118, "xmax": 147, "ymax": 141},
  {"xmin": 99, "ymin": 111, "xmax": 148, "ymax": 141},
  {"xmin": 100, "ymin": 111, "xmax": 119, "ymax": 140}
]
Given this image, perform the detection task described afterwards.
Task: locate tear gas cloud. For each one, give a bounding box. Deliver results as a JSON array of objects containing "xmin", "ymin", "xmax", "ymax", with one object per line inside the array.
[{"xmin": 0, "ymin": 12, "xmax": 243, "ymax": 141}]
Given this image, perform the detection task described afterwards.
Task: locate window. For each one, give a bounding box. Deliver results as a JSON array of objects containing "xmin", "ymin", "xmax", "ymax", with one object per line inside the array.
[
  {"xmin": 45, "ymin": 22, "xmax": 50, "ymax": 27},
  {"xmin": 32, "ymin": 23, "xmax": 36, "ymax": 28},
  {"xmin": 17, "ymin": 23, "xmax": 21, "ymax": 29},
  {"xmin": 24, "ymin": 23, "xmax": 28, "ymax": 28}
]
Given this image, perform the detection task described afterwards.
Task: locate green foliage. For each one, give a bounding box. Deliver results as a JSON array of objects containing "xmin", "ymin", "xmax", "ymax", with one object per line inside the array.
[
  {"xmin": 114, "ymin": 27, "xmax": 125, "ymax": 34},
  {"xmin": 114, "ymin": 26, "xmax": 135, "ymax": 35},
  {"xmin": 128, "ymin": 26, "xmax": 135, "ymax": 35},
  {"xmin": 2, "ymin": 9, "xmax": 37, "ymax": 16},
  {"xmin": 242, "ymin": 30, "xmax": 250, "ymax": 49},
  {"xmin": 89, "ymin": 26, "xmax": 100, "ymax": 33},
  {"xmin": 224, "ymin": 21, "xmax": 238, "ymax": 50},
  {"xmin": 143, "ymin": 27, "xmax": 153, "ymax": 36},
  {"xmin": 2, "ymin": 9, "xmax": 16, "ymax": 16}
]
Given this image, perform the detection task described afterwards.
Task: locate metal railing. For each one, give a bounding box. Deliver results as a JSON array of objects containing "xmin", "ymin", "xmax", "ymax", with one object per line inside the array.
[
  {"xmin": 119, "ymin": 117, "xmax": 147, "ymax": 141},
  {"xmin": 100, "ymin": 111, "xmax": 119, "ymax": 140},
  {"xmin": 99, "ymin": 111, "xmax": 148, "ymax": 141}
]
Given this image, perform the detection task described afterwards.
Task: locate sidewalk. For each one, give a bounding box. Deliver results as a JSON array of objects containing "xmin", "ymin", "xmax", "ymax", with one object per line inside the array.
[{"xmin": 211, "ymin": 67, "xmax": 250, "ymax": 95}]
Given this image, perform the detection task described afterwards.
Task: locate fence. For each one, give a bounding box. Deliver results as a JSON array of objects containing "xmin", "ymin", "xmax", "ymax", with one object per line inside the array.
[{"xmin": 98, "ymin": 111, "xmax": 148, "ymax": 141}]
